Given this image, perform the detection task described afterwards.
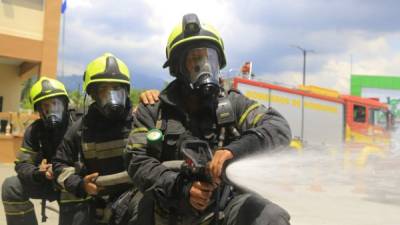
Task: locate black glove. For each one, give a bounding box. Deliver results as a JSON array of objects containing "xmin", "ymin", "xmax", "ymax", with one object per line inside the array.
[
  {"xmin": 32, "ymin": 168, "xmax": 46, "ymax": 183},
  {"xmin": 172, "ymin": 174, "xmax": 197, "ymax": 215}
]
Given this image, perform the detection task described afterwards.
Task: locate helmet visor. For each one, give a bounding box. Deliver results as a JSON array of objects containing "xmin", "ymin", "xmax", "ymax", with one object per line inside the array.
[
  {"xmin": 94, "ymin": 83, "xmax": 127, "ymax": 107},
  {"xmin": 184, "ymin": 47, "xmax": 220, "ymax": 86},
  {"xmin": 37, "ymin": 97, "xmax": 65, "ymax": 123}
]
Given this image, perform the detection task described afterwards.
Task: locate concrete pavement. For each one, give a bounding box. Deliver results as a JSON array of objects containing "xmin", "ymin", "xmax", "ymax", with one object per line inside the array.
[
  {"xmin": 227, "ymin": 150, "xmax": 400, "ymax": 225},
  {"xmin": 1, "ymin": 159, "xmax": 399, "ymax": 225}
]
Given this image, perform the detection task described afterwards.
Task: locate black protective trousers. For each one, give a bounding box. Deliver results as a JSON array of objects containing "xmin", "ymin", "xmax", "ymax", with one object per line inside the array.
[
  {"xmin": 221, "ymin": 193, "xmax": 291, "ymax": 225},
  {"xmin": 1, "ymin": 176, "xmax": 89, "ymax": 225},
  {"xmin": 58, "ymin": 193, "xmax": 132, "ymax": 225},
  {"xmin": 128, "ymin": 192, "xmax": 291, "ymax": 225}
]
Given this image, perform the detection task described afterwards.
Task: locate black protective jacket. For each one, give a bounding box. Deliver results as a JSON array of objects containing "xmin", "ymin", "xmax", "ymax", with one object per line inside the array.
[
  {"xmin": 15, "ymin": 114, "xmax": 71, "ymax": 186},
  {"xmin": 125, "ymin": 80, "xmax": 292, "ymax": 213},
  {"xmin": 53, "ymin": 103, "xmax": 134, "ymax": 198}
]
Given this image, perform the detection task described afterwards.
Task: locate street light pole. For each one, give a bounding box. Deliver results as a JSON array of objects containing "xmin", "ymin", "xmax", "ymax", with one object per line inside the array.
[
  {"xmin": 292, "ymin": 45, "xmax": 314, "ymax": 86},
  {"xmin": 291, "ymin": 45, "xmax": 314, "ymax": 143},
  {"xmin": 302, "ymin": 50, "xmax": 306, "ymax": 85}
]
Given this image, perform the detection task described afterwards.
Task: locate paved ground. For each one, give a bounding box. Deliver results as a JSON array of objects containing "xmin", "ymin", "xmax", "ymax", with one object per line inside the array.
[
  {"xmin": 227, "ymin": 149, "xmax": 400, "ymax": 225},
  {"xmin": 262, "ymin": 184, "xmax": 400, "ymax": 225},
  {"xmin": 1, "ymin": 159, "xmax": 399, "ymax": 225}
]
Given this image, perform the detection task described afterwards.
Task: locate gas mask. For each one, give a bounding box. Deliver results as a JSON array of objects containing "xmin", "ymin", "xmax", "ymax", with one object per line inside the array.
[
  {"xmin": 37, "ymin": 97, "xmax": 67, "ymax": 129},
  {"xmin": 180, "ymin": 47, "xmax": 221, "ymax": 103},
  {"xmin": 93, "ymin": 83, "xmax": 127, "ymax": 120}
]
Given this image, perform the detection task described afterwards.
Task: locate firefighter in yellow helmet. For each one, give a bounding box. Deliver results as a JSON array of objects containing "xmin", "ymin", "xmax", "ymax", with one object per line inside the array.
[
  {"xmin": 163, "ymin": 13, "xmax": 226, "ymax": 106},
  {"xmin": 53, "ymin": 53, "xmax": 159, "ymax": 225},
  {"xmin": 1, "ymin": 77, "xmax": 73, "ymax": 225},
  {"xmin": 83, "ymin": 53, "xmax": 131, "ymax": 120},
  {"xmin": 125, "ymin": 14, "xmax": 291, "ymax": 225},
  {"xmin": 31, "ymin": 77, "xmax": 70, "ymax": 128}
]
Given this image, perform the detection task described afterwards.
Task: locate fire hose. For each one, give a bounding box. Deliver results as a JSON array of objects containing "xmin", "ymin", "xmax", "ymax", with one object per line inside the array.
[
  {"xmin": 94, "ymin": 140, "xmax": 235, "ymax": 188},
  {"xmin": 94, "ymin": 160, "xmax": 185, "ymax": 187}
]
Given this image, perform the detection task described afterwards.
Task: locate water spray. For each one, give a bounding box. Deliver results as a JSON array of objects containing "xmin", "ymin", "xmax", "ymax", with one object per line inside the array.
[{"xmin": 224, "ymin": 144, "xmax": 400, "ymax": 225}]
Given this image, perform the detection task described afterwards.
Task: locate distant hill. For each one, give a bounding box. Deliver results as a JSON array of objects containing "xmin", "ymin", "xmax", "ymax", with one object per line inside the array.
[
  {"xmin": 58, "ymin": 75, "xmax": 83, "ymax": 92},
  {"xmin": 58, "ymin": 74, "xmax": 167, "ymax": 91}
]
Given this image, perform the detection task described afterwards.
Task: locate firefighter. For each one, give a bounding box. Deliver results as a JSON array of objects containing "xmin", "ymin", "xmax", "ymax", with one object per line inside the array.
[
  {"xmin": 1, "ymin": 77, "xmax": 74, "ymax": 225},
  {"xmin": 52, "ymin": 53, "xmax": 162, "ymax": 225},
  {"xmin": 1, "ymin": 76, "xmax": 159, "ymax": 225},
  {"xmin": 125, "ymin": 14, "xmax": 292, "ymax": 225}
]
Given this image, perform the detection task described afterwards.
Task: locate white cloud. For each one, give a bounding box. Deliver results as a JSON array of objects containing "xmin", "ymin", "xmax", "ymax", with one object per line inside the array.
[
  {"xmin": 59, "ymin": 0, "xmax": 400, "ymax": 91},
  {"xmin": 67, "ymin": 0, "xmax": 94, "ymax": 9},
  {"xmin": 60, "ymin": 0, "xmax": 237, "ymax": 80},
  {"xmin": 257, "ymin": 32, "xmax": 400, "ymax": 94},
  {"xmin": 62, "ymin": 59, "xmax": 85, "ymax": 76}
]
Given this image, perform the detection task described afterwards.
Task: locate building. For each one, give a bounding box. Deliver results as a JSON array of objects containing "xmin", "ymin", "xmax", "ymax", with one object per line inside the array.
[
  {"xmin": 351, "ymin": 74, "xmax": 400, "ymax": 122},
  {"xmin": 0, "ymin": 0, "xmax": 62, "ymax": 111},
  {"xmin": 0, "ymin": 0, "xmax": 62, "ymax": 162}
]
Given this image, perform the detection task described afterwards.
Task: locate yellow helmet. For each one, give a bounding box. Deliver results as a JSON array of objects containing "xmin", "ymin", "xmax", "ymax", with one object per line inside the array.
[
  {"xmin": 163, "ymin": 13, "xmax": 226, "ymax": 76},
  {"xmin": 83, "ymin": 53, "xmax": 130, "ymax": 93},
  {"xmin": 29, "ymin": 77, "xmax": 69, "ymax": 109}
]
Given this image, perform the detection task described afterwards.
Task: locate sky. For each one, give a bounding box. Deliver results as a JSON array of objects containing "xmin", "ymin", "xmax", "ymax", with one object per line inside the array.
[{"xmin": 58, "ymin": 0, "xmax": 400, "ymax": 92}]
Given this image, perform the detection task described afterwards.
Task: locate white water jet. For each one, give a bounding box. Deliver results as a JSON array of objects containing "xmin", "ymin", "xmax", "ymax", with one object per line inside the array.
[{"xmin": 226, "ymin": 130, "xmax": 400, "ymax": 225}]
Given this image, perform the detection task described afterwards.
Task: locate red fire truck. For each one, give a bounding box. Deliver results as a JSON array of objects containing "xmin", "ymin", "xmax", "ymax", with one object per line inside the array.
[{"xmin": 233, "ymin": 77, "xmax": 391, "ymax": 157}]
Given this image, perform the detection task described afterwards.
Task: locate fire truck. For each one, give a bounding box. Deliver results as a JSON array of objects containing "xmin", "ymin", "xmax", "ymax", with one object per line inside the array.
[{"xmin": 233, "ymin": 77, "xmax": 392, "ymax": 154}]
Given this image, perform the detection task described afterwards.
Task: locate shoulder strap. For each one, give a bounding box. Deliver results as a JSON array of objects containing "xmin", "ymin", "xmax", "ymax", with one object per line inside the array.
[
  {"xmin": 153, "ymin": 102, "xmax": 169, "ymax": 132},
  {"xmin": 68, "ymin": 108, "xmax": 84, "ymax": 123},
  {"xmin": 155, "ymin": 107, "xmax": 163, "ymax": 130}
]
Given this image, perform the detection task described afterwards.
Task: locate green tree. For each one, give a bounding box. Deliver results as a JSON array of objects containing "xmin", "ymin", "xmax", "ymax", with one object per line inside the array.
[
  {"xmin": 130, "ymin": 88, "xmax": 142, "ymax": 107},
  {"xmin": 68, "ymin": 89, "xmax": 85, "ymax": 110},
  {"xmin": 20, "ymin": 77, "xmax": 36, "ymax": 110}
]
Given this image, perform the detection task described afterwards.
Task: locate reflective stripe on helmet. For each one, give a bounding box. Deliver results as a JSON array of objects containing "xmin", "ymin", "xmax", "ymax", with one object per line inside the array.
[
  {"xmin": 83, "ymin": 53, "xmax": 130, "ymax": 92},
  {"xmin": 29, "ymin": 77, "xmax": 69, "ymax": 107},
  {"xmin": 163, "ymin": 14, "xmax": 227, "ymax": 74}
]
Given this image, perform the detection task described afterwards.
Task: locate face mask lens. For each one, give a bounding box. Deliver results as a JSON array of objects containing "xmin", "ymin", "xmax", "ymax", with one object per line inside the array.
[
  {"xmin": 184, "ymin": 48, "xmax": 219, "ymax": 85},
  {"xmin": 38, "ymin": 97, "xmax": 65, "ymax": 127},
  {"xmin": 94, "ymin": 83, "xmax": 127, "ymax": 119},
  {"xmin": 95, "ymin": 83, "xmax": 127, "ymax": 107},
  {"xmin": 39, "ymin": 98, "xmax": 65, "ymax": 116}
]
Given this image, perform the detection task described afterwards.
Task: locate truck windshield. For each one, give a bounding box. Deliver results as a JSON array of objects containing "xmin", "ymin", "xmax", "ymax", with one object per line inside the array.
[{"xmin": 369, "ymin": 108, "xmax": 388, "ymax": 129}]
